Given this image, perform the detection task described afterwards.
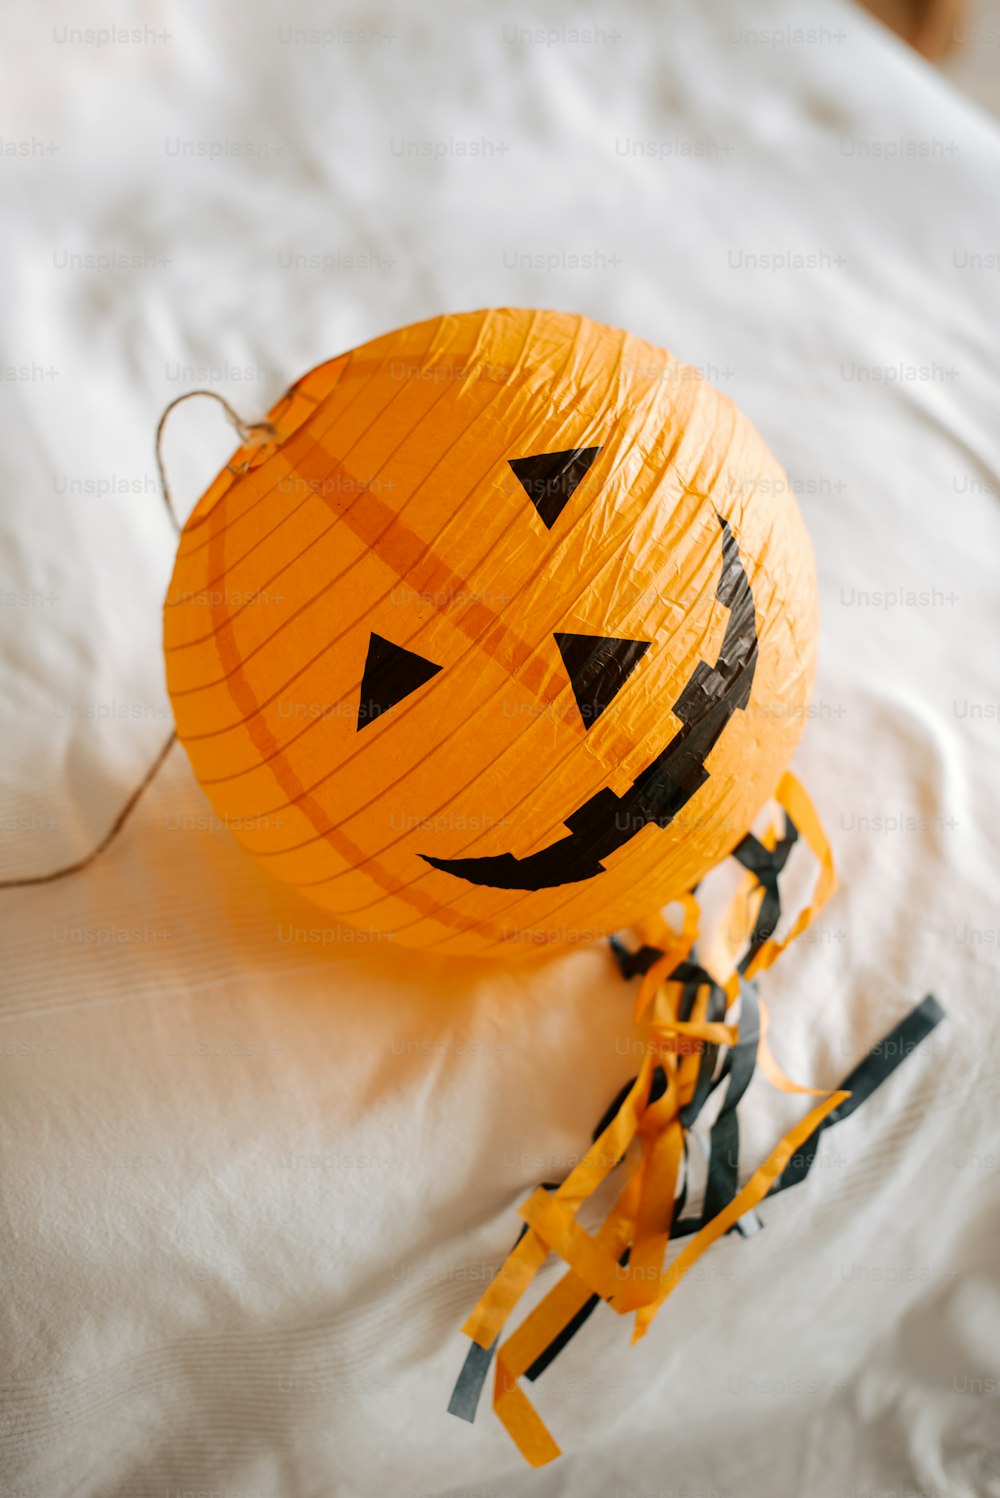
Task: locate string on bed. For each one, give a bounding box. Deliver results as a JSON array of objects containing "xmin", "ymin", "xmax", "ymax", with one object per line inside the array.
[{"xmin": 0, "ymin": 393, "xmax": 269, "ymax": 890}]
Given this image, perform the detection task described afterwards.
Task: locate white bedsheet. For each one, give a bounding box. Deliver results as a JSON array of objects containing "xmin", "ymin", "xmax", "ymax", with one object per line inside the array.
[{"xmin": 2, "ymin": 1, "xmax": 1000, "ymax": 1495}]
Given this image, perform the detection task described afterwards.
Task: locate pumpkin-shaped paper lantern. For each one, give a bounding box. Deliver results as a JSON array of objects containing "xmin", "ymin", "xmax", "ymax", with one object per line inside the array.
[{"xmin": 164, "ymin": 309, "xmax": 817, "ymax": 958}]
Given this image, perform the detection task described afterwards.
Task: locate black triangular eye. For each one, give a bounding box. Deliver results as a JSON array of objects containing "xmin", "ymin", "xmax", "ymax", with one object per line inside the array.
[
  {"xmin": 508, "ymin": 446, "xmax": 602, "ymax": 530},
  {"xmin": 358, "ymin": 632, "xmax": 442, "ymax": 730},
  {"xmin": 553, "ymin": 632, "xmax": 650, "ymax": 730}
]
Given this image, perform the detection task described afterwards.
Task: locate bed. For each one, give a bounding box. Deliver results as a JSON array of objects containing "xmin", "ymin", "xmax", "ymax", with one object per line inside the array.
[{"xmin": 2, "ymin": 0, "xmax": 999, "ymax": 1493}]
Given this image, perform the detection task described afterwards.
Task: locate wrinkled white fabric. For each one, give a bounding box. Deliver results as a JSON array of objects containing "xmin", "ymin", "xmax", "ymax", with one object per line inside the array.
[{"xmin": 2, "ymin": 1, "xmax": 999, "ymax": 1495}]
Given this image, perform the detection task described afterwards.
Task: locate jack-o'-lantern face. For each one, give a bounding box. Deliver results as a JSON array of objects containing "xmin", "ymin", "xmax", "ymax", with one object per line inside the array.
[{"xmin": 164, "ymin": 309, "xmax": 817, "ymax": 959}]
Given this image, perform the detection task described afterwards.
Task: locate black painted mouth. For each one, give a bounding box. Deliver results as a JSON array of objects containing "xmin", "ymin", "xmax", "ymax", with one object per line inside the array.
[{"xmin": 419, "ymin": 515, "xmax": 758, "ymax": 891}]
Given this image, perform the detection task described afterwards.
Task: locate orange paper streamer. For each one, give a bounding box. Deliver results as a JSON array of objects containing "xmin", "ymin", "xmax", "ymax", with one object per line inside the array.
[{"xmin": 458, "ymin": 776, "xmax": 843, "ymax": 1465}]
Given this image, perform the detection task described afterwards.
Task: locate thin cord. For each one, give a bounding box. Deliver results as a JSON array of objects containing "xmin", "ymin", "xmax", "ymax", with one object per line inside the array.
[
  {"xmin": 0, "ymin": 390, "xmax": 271, "ymax": 890},
  {"xmin": 0, "ymin": 731, "xmax": 177, "ymax": 888},
  {"xmin": 155, "ymin": 389, "xmax": 277, "ymax": 533}
]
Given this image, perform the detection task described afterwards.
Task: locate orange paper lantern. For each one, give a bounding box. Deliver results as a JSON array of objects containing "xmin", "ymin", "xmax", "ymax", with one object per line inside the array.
[{"xmin": 163, "ymin": 309, "xmax": 817, "ymax": 957}]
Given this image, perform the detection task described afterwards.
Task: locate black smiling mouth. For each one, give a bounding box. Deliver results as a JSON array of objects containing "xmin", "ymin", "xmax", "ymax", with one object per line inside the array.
[{"xmin": 418, "ymin": 515, "xmax": 758, "ymax": 892}]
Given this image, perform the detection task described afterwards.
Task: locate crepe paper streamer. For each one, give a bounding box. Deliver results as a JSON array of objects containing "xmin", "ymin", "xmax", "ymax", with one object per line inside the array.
[
  {"xmin": 447, "ymin": 786, "xmax": 944, "ymax": 1461},
  {"xmin": 446, "ymin": 777, "xmax": 852, "ymax": 1464},
  {"xmin": 447, "ymin": 1195, "xmax": 561, "ymax": 1425},
  {"xmin": 452, "ymin": 970, "xmax": 942, "ymax": 1468},
  {"xmin": 163, "ymin": 308, "xmax": 819, "ymax": 957},
  {"xmin": 518, "ymin": 991, "xmax": 945, "ymax": 1386},
  {"xmin": 741, "ymin": 772, "xmax": 837, "ymax": 981},
  {"xmin": 766, "ymin": 992, "xmax": 945, "ymax": 1193}
]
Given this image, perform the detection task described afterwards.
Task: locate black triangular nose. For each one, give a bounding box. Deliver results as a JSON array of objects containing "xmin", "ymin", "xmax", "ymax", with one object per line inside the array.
[
  {"xmin": 508, "ymin": 446, "xmax": 601, "ymax": 530},
  {"xmin": 357, "ymin": 632, "xmax": 442, "ymax": 730},
  {"xmin": 553, "ymin": 632, "xmax": 650, "ymax": 729}
]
